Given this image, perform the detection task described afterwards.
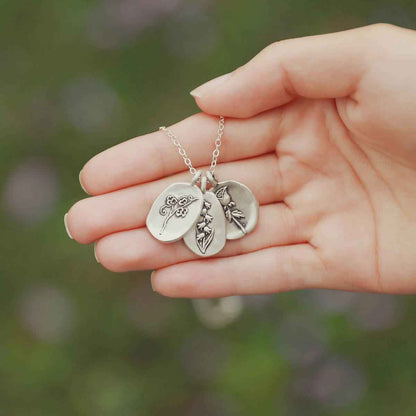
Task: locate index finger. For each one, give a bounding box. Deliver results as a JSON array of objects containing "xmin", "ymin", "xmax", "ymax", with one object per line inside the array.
[{"xmin": 191, "ymin": 25, "xmax": 398, "ymax": 117}]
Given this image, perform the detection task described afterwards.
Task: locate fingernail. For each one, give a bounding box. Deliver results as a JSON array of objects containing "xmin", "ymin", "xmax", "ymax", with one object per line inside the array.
[
  {"xmin": 190, "ymin": 72, "xmax": 232, "ymax": 98},
  {"xmin": 93, "ymin": 243, "xmax": 100, "ymax": 263},
  {"xmin": 64, "ymin": 213, "xmax": 73, "ymax": 239},
  {"xmin": 150, "ymin": 271, "xmax": 156, "ymax": 292},
  {"xmin": 79, "ymin": 169, "xmax": 89, "ymax": 194}
]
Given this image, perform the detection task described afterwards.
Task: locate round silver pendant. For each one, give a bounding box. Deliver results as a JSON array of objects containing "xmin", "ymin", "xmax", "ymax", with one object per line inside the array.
[
  {"xmin": 146, "ymin": 182, "xmax": 203, "ymax": 243},
  {"xmin": 213, "ymin": 180, "xmax": 259, "ymax": 240},
  {"xmin": 183, "ymin": 190, "xmax": 226, "ymax": 257}
]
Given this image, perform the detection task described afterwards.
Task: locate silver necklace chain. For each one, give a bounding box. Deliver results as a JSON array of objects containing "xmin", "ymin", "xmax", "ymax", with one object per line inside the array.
[{"xmin": 159, "ymin": 116, "xmax": 225, "ymax": 177}]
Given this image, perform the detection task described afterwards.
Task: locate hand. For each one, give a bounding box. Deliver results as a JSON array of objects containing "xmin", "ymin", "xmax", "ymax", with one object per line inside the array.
[{"xmin": 66, "ymin": 24, "xmax": 416, "ymax": 298}]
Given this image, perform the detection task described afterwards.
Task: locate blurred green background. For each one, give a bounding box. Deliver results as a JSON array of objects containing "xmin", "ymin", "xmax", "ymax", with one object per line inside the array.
[{"xmin": 1, "ymin": 0, "xmax": 416, "ymax": 414}]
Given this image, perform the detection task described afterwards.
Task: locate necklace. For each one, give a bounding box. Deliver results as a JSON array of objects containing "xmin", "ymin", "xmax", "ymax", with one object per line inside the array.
[{"xmin": 146, "ymin": 116, "xmax": 259, "ymax": 257}]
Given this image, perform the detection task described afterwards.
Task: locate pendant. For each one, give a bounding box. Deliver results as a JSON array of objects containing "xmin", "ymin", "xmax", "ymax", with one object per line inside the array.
[
  {"xmin": 146, "ymin": 171, "xmax": 259, "ymax": 256},
  {"xmin": 212, "ymin": 179, "xmax": 259, "ymax": 240},
  {"xmin": 183, "ymin": 190, "xmax": 226, "ymax": 257},
  {"xmin": 146, "ymin": 182, "xmax": 203, "ymax": 242}
]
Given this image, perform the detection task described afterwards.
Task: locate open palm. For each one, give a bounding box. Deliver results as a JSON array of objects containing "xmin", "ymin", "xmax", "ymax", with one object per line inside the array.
[{"xmin": 66, "ymin": 24, "xmax": 416, "ymax": 297}]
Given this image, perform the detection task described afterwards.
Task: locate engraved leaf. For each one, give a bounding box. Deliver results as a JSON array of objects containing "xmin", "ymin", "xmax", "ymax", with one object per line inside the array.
[
  {"xmin": 196, "ymin": 227, "xmax": 215, "ymax": 254},
  {"xmin": 231, "ymin": 209, "xmax": 245, "ymax": 219}
]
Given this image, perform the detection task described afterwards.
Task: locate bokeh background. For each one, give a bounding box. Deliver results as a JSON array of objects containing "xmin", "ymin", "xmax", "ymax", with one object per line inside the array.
[{"xmin": 1, "ymin": 0, "xmax": 416, "ymax": 414}]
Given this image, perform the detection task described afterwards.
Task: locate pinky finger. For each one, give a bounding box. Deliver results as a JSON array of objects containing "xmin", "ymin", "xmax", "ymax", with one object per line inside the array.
[{"xmin": 151, "ymin": 244, "xmax": 327, "ymax": 298}]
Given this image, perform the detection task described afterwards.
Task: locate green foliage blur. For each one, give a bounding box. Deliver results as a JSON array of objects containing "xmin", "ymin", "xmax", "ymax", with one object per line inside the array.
[{"xmin": 1, "ymin": 0, "xmax": 416, "ymax": 414}]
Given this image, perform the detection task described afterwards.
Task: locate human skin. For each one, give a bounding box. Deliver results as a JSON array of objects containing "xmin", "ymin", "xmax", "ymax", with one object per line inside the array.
[{"xmin": 65, "ymin": 24, "xmax": 416, "ymax": 298}]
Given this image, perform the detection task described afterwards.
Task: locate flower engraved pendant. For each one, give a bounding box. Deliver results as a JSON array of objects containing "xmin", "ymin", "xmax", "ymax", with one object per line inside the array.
[
  {"xmin": 183, "ymin": 191, "xmax": 226, "ymax": 257},
  {"xmin": 213, "ymin": 180, "xmax": 259, "ymax": 240},
  {"xmin": 146, "ymin": 183, "xmax": 203, "ymax": 243}
]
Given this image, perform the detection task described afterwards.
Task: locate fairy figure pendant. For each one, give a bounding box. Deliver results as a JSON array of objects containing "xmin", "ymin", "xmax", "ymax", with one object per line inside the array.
[{"xmin": 146, "ymin": 171, "xmax": 259, "ymax": 257}]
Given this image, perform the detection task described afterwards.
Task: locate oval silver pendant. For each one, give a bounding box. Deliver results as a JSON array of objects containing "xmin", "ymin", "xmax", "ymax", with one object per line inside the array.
[
  {"xmin": 146, "ymin": 182, "xmax": 203, "ymax": 243},
  {"xmin": 213, "ymin": 180, "xmax": 259, "ymax": 240},
  {"xmin": 183, "ymin": 191, "xmax": 226, "ymax": 257}
]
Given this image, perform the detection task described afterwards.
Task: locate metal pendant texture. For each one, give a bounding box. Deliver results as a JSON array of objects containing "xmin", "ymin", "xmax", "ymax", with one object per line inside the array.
[
  {"xmin": 213, "ymin": 180, "xmax": 259, "ymax": 240},
  {"xmin": 146, "ymin": 182, "xmax": 203, "ymax": 243},
  {"xmin": 183, "ymin": 191, "xmax": 226, "ymax": 257}
]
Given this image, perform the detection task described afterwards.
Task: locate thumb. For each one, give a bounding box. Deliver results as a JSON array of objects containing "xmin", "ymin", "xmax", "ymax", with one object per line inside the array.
[{"xmin": 190, "ymin": 24, "xmax": 390, "ymax": 118}]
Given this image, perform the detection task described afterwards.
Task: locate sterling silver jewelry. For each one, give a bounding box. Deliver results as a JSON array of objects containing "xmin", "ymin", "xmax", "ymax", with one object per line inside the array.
[{"xmin": 146, "ymin": 116, "xmax": 259, "ymax": 257}]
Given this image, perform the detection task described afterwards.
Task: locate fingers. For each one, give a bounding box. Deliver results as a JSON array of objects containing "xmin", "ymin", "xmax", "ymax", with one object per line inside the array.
[
  {"xmin": 191, "ymin": 24, "xmax": 393, "ymax": 118},
  {"xmin": 67, "ymin": 154, "xmax": 282, "ymax": 244},
  {"xmin": 95, "ymin": 203, "xmax": 305, "ymax": 272},
  {"xmin": 151, "ymin": 244, "xmax": 326, "ymax": 298},
  {"xmin": 80, "ymin": 109, "xmax": 281, "ymax": 195}
]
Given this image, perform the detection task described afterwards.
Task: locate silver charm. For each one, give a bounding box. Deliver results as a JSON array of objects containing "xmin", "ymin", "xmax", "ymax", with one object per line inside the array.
[
  {"xmin": 146, "ymin": 182, "xmax": 203, "ymax": 242},
  {"xmin": 212, "ymin": 179, "xmax": 258, "ymax": 240},
  {"xmin": 183, "ymin": 190, "xmax": 226, "ymax": 257},
  {"xmin": 147, "ymin": 117, "xmax": 259, "ymax": 256}
]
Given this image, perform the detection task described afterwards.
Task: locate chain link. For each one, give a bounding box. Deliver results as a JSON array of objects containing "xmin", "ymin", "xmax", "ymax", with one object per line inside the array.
[
  {"xmin": 159, "ymin": 116, "xmax": 224, "ymax": 178},
  {"xmin": 210, "ymin": 115, "xmax": 224, "ymax": 173}
]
